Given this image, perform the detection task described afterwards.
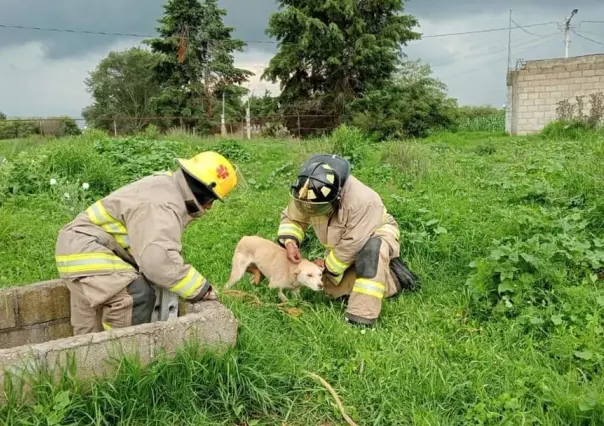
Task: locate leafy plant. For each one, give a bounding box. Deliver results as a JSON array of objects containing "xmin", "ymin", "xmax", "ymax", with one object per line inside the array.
[
  {"xmin": 329, "ymin": 124, "xmax": 372, "ymax": 168},
  {"xmin": 209, "ymin": 139, "xmax": 251, "ymax": 162}
]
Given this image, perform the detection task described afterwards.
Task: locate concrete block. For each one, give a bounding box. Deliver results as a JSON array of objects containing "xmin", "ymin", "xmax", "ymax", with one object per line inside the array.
[
  {"xmin": 583, "ymin": 69, "xmax": 596, "ymax": 77},
  {"xmin": 45, "ymin": 321, "xmax": 73, "ymax": 341},
  {"xmin": 0, "ymin": 291, "xmax": 16, "ymax": 330},
  {"xmin": 557, "ymin": 84, "xmax": 570, "ymax": 92},
  {"xmin": 0, "ymin": 279, "xmax": 239, "ymax": 401},
  {"xmin": 570, "ymin": 70, "xmax": 583, "ymax": 78},
  {"xmin": 534, "ymin": 98, "xmax": 547, "ymax": 106},
  {"xmin": 556, "ymin": 72, "xmax": 570, "ymax": 79},
  {"xmin": 154, "ymin": 302, "xmax": 238, "ymax": 357},
  {"xmin": 1, "ymin": 326, "xmax": 47, "ymax": 350},
  {"xmin": 524, "ymin": 74, "xmax": 535, "ymax": 81},
  {"xmin": 581, "ymin": 83, "xmax": 595, "ymax": 91},
  {"xmin": 533, "ymin": 111, "xmax": 546, "ymax": 119},
  {"xmin": 0, "ymin": 300, "xmax": 238, "ymax": 401},
  {"xmin": 16, "ymin": 280, "xmax": 70, "ymax": 326},
  {"xmin": 42, "ymin": 324, "xmax": 156, "ymax": 381},
  {"xmin": 0, "ymin": 347, "xmax": 43, "ymax": 397},
  {"xmin": 519, "ymin": 93, "xmax": 528, "ymax": 100},
  {"xmin": 586, "ymin": 76, "xmax": 601, "ymax": 84}
]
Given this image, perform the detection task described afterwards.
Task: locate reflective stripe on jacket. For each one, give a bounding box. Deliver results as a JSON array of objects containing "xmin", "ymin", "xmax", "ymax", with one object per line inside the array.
[
  {"xmin": 55, "ymin": 169, "xmax": 210, "ymax": 304},
  {"xmin": 278, "ymin": 175, "xmax": 400, "ymax": 277}
]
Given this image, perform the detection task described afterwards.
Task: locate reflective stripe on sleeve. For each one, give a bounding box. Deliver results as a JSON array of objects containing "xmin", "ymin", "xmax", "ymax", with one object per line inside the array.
[
  {"xmin": 325, "ymin": 250, "xmax": 349, "ymax": 276},
  {"xmin": 352, "ymin": 278, "xmax": 386, "ymax": 299},
  {"xmin": 56, "ymin": 252, "xmax": 135, "ymax": 275},
  {"xmin": 278, "ymin": 223, "xmax": 305, "ymax": 242},
  {"xmin": 86, "ymin": 201, "xmax": 130, "ymax": 249},
  {"xmin": 170, "ymin": 267, "xmax": 206, "ymax": 298}
]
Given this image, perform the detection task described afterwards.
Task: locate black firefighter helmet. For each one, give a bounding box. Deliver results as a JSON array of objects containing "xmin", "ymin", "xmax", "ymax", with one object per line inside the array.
[{"xmin": 290, "ymin": 154, "xmax": 350, "ymax": 216}]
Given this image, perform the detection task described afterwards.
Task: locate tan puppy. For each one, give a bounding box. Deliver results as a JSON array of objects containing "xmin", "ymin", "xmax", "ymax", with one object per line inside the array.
[{"xmin": 225, "ymin": 236, "xmax": 324, "ymax": 302}]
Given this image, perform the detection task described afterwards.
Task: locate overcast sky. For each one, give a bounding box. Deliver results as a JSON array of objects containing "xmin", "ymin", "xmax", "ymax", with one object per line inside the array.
[{"xmin": 1, "ymin": 0, "xmax": 603, "ymax": 118}]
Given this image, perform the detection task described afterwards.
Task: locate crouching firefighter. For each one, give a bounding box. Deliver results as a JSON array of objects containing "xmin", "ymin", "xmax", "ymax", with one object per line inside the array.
[
  {"xmin": 277, "ymin": 154, "xmax": 420, "ymax": 326},
  {"xmin": 55, "ymin": 151, "xmax": 245, "ymax": 335}
]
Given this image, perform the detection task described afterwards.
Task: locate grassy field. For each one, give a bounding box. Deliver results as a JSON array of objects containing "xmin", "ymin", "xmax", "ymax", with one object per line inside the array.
[{"xmin": 1, "ymin": 127, "xmax": 603, "ymax": 425}]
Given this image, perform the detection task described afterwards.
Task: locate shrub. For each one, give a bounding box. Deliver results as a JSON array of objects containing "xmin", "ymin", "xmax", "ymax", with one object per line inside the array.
[
  {"xmin": 209, "ymin": 139, "xmax": 252, "ymax": 163},
  {"xmin": 328, "ymin": 124, "xmax": 372, "ymax": 168},
  {"xmin": 92, "ymin": 136, "xmax": 190, "ymax": 186},
  {"xmin": 142, "ymin": 124, "xmax": 161, "ymax": 140},
  {"xmin": 0, "ymin": 120, "xmax": 38, "ymax": 140},
  {"xmin": 39, "ymin": 117, "xmax": 81, "ymax": 137},
  {"xmin": 544, "ymin": 92, "xmax": 604, "ymax": 139},
  {"xmin": 350, "ymin": 61, "xmax": 459, "ymax": 140}
]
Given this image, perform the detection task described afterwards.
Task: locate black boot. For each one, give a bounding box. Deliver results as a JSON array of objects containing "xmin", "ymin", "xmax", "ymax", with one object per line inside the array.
[{"xmin": 389, "ymin": 257, "xmax": 421, "ymax": 297}]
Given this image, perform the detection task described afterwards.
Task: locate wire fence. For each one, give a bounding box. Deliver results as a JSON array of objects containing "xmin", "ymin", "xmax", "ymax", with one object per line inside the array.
[{"xmin": 0, "ymin": 113, "xmax": 340, "ymax": 140}]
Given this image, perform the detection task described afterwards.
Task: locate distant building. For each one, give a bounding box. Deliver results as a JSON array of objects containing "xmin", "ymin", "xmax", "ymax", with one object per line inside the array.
[{"xmin": 505, "ymin": 54, "xmax": 604, "ymax": 135}]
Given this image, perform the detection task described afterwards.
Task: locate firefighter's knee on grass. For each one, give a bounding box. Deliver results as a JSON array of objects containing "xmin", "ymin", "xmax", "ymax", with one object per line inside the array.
[{"xmin": 345, "ymin": 237, "xmax": 387, "ymax": 327}]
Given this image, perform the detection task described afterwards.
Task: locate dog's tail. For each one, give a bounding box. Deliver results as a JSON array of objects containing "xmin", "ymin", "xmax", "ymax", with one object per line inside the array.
[{"xmin": 224, "ymin": 250, "xmax": 248, "ymax": 289}]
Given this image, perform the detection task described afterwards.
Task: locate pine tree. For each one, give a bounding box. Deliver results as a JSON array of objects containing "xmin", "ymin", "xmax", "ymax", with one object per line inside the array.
[
  {"xmin": 144, "ymin": 0, "xmax": 253, "ymax": 131},
  {"xmin": 262, "ymin": 0, "xmax": 420, "ymax": 136}
]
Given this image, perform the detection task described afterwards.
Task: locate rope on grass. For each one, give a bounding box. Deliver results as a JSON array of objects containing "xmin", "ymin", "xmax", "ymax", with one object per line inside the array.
[{"xmin": 304, "ymin": 371, "xmax": 360, "ymax": 426}]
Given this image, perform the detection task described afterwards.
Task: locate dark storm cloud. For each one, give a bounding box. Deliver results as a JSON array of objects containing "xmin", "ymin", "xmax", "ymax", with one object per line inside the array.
[
  {"xmin": 0, "ymin": 0, "xmax": 277, "ymax": 59},
  {"xmin": 405, "ymin": 0, "xmax": 602, "ymax": 22},
  {"xmin": 1, "ymin": 0, "xmax": 604, "ymax": 115},
  {"xmin": 0, "ymin": 0, "xmax": 601, "ymax": 59}
]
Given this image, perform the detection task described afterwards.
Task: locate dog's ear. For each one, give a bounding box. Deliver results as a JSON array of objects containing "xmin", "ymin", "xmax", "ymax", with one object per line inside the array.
[{"xmin": 293, "ymin": 267, "xmax": 301, "ymax": 275}]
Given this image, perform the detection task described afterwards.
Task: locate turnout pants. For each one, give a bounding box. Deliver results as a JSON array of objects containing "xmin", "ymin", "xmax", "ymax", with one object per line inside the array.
[
  {"xmin": 65, "ymin": 274, "xmax": 157, "ymax": 335},
  {"xmin": 322, "ymin": 230, "xmax": 417, "ymax": 325}
]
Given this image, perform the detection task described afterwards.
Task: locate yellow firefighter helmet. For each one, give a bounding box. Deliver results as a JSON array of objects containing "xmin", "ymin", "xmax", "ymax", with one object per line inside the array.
[{"xmin": 176, "ymin": 151, "xmax": 239, "ymax": 201}]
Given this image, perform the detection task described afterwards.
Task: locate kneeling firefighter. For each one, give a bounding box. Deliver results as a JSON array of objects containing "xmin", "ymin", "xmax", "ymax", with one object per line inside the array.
[
  {"xmin": 277, "ymin": 154, "xmax": 420, "ymax": 326},
  {"xmin": 55, "ymin": 151, "xmax": 244, "ymax": 335}
]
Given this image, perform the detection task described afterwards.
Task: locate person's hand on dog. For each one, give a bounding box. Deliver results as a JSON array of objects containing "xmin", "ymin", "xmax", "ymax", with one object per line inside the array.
[
  {"xmin": 285, "ymin": 241, "xmax": 301, "ymax": 263},
  {"xmin": 313, "ymin": 258, "xmax": 325, "ymax": 269}
]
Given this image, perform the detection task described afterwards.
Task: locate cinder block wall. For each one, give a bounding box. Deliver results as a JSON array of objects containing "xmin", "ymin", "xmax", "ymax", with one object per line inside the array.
[
  {"xmin": 0, "ymin": 280, "xmax": 72, "ymax": 349},
  {"xmin": 505, "ymin": 54, "xmax": 604, "ymax": 135}
]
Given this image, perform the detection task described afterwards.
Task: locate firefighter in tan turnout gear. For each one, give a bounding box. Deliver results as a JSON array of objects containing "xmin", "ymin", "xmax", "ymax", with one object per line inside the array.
[
  {"xmin": 278, "ymin": 154, "xmax": 419, "ymax": 326},
  {"xmin": 55, "ymin": 151, "xmax": 242, "ymax": 335}
]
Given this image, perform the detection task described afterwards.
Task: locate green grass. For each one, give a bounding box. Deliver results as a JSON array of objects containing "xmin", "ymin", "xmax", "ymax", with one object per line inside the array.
[{"xmin": 1, "ymin": 128, "xmax": 604, "ymax": 425}]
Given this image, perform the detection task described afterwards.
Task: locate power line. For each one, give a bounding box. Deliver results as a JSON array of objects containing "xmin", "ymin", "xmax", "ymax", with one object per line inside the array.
[
  {"xmin": 511, "ymin": 19, "xmax": 553, "ymax": 37},
  {"xmin": 428, "ymin": 31, "xmax": 559, "ymax": 69},
  {"xmin": 420, "ymin": 21, "xmax": 559, "ymax": 38},
  {"xmin": 0, "ymin": 20, "xmax": 564, "ymax": 42},
  {"xmin": 572, "ymin": 29, "xmax": 604, "ymax": 46},
  {"xmin": 442, "ymin": 34, "xmax": 559, "ymax": 79}
]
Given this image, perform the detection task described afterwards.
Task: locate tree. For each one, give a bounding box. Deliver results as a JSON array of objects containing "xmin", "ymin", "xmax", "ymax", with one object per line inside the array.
[
  {"xmin": 144, "ymin": 0, "xmax": 253, "ymax": 132},
  {"xmin": 249, "ymin": 90, "xmax": 280, "ymax": 122},
  {"xmin": 351, "ymin": 60, "xmax": 458, "ymax": 139},
  {"xmin": 262, "ymin": 0, "xmax": 420, "ymax": 136},
  {"xmin": 82, "ymin": 47, "xmax": 161, "ymax": 134}
]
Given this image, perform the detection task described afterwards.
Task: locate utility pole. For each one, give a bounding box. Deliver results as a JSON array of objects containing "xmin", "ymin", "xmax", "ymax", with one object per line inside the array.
[
  {"xmin": 507, "ymin": 9, "xmax": 512, "ymax": 70},
  {"xmin": 246, "ymin": 89, "xmax": 253, "ymax": 140},
  {"xmin": 564, "ymin": 8, "xmax": 579, "ymax": 58},
  {"xmin": 221, "ymin": 92, "xmax": 226, "ymax": 136}
]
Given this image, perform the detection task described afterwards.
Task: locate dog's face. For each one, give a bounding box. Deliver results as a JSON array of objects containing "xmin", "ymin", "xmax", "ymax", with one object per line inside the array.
[{"xmin": 294, "ymin": 260, "xmax": 324, "ymax": 291}]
